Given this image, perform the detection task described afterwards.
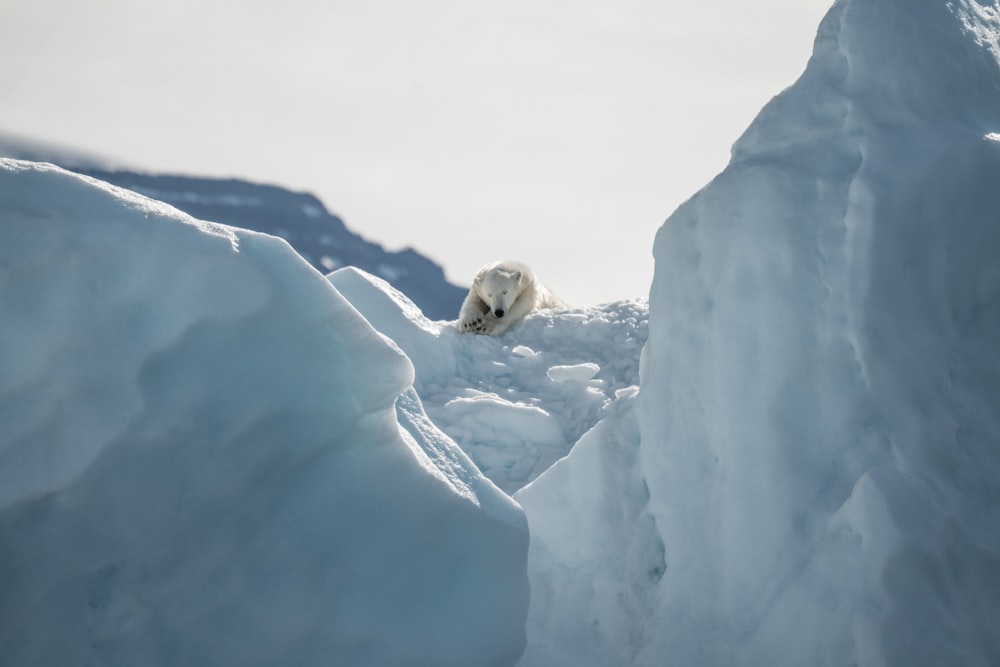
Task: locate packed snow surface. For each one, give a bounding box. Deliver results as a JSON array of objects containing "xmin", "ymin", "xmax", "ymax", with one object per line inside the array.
[{"xmin": 0, "ymin": 159, "xmax": 527, "ymax": 666}]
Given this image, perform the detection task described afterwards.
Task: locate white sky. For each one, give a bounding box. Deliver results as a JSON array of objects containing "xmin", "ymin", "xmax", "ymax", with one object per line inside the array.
[{"xmin": 1, "ymin": 0, "xmax": 832, "ymax": 306}]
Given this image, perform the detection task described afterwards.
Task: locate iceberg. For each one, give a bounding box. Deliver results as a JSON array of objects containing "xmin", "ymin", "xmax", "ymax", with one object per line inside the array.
[
  {"xmin": 0, "ymin": 159, "xmax": 527, "ymax": 666},
  {"xmin": 520, "ymin": 0, "xmax": 1000, "ymax": 664}
]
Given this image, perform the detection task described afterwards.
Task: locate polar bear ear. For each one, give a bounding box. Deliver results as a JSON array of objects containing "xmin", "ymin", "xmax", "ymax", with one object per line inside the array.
[{"xmin": 512, "ymin": 271, "xmax": 522, "ymax": 281}]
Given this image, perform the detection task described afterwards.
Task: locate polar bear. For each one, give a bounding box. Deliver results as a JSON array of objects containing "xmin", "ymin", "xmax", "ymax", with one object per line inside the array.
[{"xmin": 458, "ymin": 260, "xmax": 566, "ymax": 336}]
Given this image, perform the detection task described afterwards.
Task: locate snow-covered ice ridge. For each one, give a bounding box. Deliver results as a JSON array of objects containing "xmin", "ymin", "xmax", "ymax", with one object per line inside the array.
[
  {"xmin": 0, "ymin": 159, "xmax": 527, "ymax": 666},
  {"xmin": 329, "ymin": 266, "xmax": 647, "ymax": 494},
  {"xmin": 520, "ymin": 0, "xmax": 1000, "ymax": 665}
]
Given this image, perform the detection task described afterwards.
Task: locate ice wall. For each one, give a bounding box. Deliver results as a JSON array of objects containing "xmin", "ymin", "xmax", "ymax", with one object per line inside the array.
[
  {"xmin": 0, "ymin": 160, "xmax": 528, "ymax": 666},
  {"xmin": 520, "ymin": 0, "xmax": 1000, "ymax": 664},
  {"xmin": 639, "ymin": 0, "xmax": 1000, "ymax": 663}
]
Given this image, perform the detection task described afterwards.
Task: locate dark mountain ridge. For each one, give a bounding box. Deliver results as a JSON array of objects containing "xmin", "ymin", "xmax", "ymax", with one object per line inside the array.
[{"xmin": 0, "ymin": 133, "xmax": 466, "ymax": 320}]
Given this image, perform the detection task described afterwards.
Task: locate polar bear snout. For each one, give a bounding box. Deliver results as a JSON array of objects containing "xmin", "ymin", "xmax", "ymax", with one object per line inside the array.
[{"xmin": 494, "ymin": 308, "xmax": 505, "ymax": 318}]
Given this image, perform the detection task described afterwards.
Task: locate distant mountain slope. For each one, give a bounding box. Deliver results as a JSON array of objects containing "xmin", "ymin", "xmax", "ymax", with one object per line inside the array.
[
  {"xmin": 82, "ymin": 169, "xmax": 467, "ymax": 321},
  {"xmin": 0, "ymin": 132, "xmax": 467, "ymax": 320}
]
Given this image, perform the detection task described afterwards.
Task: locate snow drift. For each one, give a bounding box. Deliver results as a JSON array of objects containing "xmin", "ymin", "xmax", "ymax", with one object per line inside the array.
[
  {"xmin": 0, "ymin": 159, "xmax": 527, "ymax": 666},
  {"xmin": 520, "ymin": 0, "xmax": 1000, "ymax": 664},
  {"xmin": 328, "ymin": 266, "xmax": 647, "ymax": 494}
]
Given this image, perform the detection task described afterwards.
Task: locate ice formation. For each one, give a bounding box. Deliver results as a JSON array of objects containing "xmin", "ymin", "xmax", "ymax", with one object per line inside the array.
[
  {"xmin": 520, "ymin": 0, "xmax": 1000, "ymax": 664},
  {"xmin": 329, "ymin": 266, "xmax": 647, "ymax": 494},
  {"xmin": 0, "ymin": 159, "xmax": 527, "ymax": 666}
]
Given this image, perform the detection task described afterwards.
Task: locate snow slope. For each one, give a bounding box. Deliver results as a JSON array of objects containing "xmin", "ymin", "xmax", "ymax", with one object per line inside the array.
[
  {"xmin": 0, "ymin": 159, "xmax": 527, "ymax": 666},
  {"xmin": 519, "ymin": 0, "xmax": 1000, "ymax": 664}
]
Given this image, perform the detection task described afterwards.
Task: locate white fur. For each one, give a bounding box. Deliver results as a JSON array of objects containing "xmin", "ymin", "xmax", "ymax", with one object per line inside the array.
[{"xmin": 458, "ymin": 260, "xmax": 566, "ymax": 336}]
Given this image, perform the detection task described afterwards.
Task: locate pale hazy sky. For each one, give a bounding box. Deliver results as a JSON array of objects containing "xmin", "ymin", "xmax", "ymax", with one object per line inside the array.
[{"xmin": 1, "ymin": 0, "xmax": 832, "ymax": 306}]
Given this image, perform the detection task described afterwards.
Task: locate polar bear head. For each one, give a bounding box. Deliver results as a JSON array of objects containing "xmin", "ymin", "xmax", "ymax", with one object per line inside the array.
[{"xmin": 477, "ymin": 264, "xmax": 528, "ymax": 319}]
